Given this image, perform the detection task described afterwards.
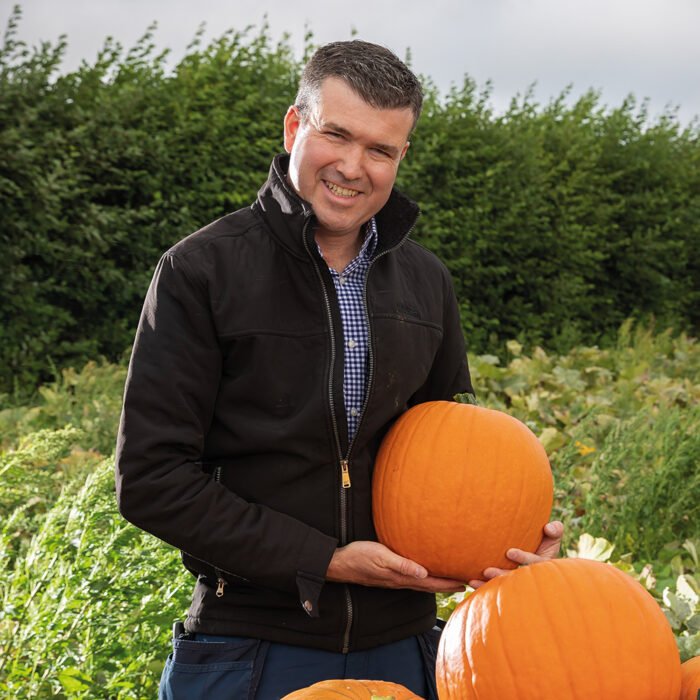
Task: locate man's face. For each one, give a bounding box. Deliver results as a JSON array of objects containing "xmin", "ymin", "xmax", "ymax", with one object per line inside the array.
[{"xmin": 284, "ymin": 77, "xmax": 414, "ymax": 241}]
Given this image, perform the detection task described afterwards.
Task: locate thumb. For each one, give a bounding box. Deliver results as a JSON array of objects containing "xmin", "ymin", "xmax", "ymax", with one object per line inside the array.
[
  {"xmin": 544, "ymin": 520, "xmax": 564, "ymax": 539},
  {"xmin": 386, "ymin": 551, "xmax": 428, "ymax": 579}
]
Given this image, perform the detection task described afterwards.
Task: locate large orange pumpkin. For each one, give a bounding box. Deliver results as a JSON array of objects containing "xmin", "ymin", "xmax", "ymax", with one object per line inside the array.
[
  {"xmin": 372, "ymin": 401, "xmax": 552, "ymax": 582},
  {"xmin": 436, "ymin": 558, "xmax": 682, "ymax": 699},
  {"xmin": 680, "ymin": 656, "xmax": 700, "ymax": 700},
  {"xmin": 280, "ymin": 679, "xmax": 423, "ymax": 699}
]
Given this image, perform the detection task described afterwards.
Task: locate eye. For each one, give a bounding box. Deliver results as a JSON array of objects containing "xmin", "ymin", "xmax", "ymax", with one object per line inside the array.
[{"xmin": 326, "ymin": 131, "xmax": 345, "ymax": 140}]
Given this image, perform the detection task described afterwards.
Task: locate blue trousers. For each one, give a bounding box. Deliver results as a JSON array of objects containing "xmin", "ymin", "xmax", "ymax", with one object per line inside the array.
[{"xmin": 158, "ymin": 627, "xmax": 441, "ymax": 700}]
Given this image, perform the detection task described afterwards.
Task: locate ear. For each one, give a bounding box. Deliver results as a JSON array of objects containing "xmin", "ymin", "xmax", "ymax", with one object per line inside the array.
[
  {"xmin": 399, "ymin": 141, "xmax": 410, "ymax": 161},
  {"xmin": 283, "ymin": 105, "xmax": 302, "ymax": 153}
]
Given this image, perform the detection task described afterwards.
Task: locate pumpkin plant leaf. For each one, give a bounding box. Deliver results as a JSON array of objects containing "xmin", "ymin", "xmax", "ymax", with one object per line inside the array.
[
  {"xmin": 663, "ymin": 588, "xmax": 692, "ymax": 625},
  {"xmin": 676, "ymin": 574, "xmax": 700, "ymax": 608},
  {"xmin": 567, "ymin": 533, "xmax": 615, "ymax": 562},
  {"xmin": 683, "ymin": 540, "xmax": 699, "ymax": 569},
  {"xmin": 686, "ymin": 612, "xmax": 700, "ymax": 634}
]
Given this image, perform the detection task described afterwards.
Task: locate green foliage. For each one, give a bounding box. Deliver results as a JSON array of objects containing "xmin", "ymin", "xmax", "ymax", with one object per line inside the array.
[
  {"xmin": 0, "ymin": 426, "xmax": 98, "ymax": 572},
  {"xmin": 1, "ymin": 8, "xmax": 699, "ymax": 393},
  {"xmin": 0, "ymin": 457, "xmax": 191, "ymax": 698},
  {"xmin": 0, "ymin": 6, "xmax": 300, "ymax": 395},
  {"xmin": 399, "ymin": 82, "xmax": 700, "ymax": 356},
  {"xmin": 438, "ymin": 323, "xmax": 700, "ymax": 658},
  {"xmin": 577, "ymin": 404, "xmax": 699, "ymax": 559},
  {"xmin": 1, "ymin": 323, "xmax": 696, "ymax": 693},
  {"xmin": 0, "ymin": 359, "xmax": 128, "ymax": 454}
]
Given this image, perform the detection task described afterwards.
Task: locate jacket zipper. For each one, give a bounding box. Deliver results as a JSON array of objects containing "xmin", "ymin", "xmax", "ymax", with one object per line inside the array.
[
  {"xmin": 210, "ymin": 466, "xmax": 258, "ymax": 595},
  {"xmin": 303, "ymin": 218, "xmax": 356, "ymax": 651},
  {"xmin": 211, "ymin": 466, "xmax": 227, "ymax": 596},
  {"xmin": 303, "ymin": 214, "xmax": 418, "ymax": 653}
]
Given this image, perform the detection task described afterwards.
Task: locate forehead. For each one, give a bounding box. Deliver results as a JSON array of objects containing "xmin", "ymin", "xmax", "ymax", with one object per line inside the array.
[{"xmin": 309, "ymin": 77, "xmax": 414, "ymax": 146}]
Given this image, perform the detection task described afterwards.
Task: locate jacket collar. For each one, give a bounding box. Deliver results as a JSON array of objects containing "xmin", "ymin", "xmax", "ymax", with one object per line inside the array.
[{"xmin": 253, "ymin": 154, "xmax": 420, "ymax": 261}]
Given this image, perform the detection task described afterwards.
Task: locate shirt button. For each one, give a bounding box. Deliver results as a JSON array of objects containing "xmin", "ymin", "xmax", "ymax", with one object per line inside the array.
[
  {"xmin": 348, "ymin": 340, "xmax": 356, "ymax": 349},
  {"xmin": 339, "ymin": 276, "xmax": 346, "ymax": 284},
  {"xmin": 350, "ymin": 408, "xmax": 359, "ymax": 417}
]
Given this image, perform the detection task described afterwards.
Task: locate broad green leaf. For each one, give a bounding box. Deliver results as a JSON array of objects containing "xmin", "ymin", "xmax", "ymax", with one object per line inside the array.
[
  {"xmin": 686, "ymin": 613, "xmax": 700, "ymax": 634},
  {"xmin": 663, "ymin": 589, "xmax": 692, "ymax": 623},
  {"xmin": 538, "ymin": 427, "xmax": 566, "ymax": 452},
  {"xmin": 57, "ymin": 667, "xmax": 92, "ymax": 692}
]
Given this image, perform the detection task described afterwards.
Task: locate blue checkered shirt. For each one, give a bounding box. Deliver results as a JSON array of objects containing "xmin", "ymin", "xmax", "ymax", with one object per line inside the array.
[{"xmin": 317, "ymin": 218, "xmax": 378, "ymax": 441}]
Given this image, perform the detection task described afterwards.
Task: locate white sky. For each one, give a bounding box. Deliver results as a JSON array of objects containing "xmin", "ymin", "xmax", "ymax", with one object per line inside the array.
[{"xmin": 6, "ymin": 0, "xmax": 700, "ymax": 127}]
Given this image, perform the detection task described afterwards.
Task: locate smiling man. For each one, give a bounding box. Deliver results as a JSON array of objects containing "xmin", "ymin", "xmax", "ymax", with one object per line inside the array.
[{"xmin": 115, "ymin": 40, "xmax": 562, "ymax": 699}]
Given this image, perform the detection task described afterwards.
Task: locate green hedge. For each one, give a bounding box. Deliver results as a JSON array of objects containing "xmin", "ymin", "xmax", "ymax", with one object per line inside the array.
[
  {"xmin": 2, "ymin": 6, "xmax": 699, "ymax": 395},
  {"xmin": 400, "ymin": 84, "xmax": 700, "ymax": 352},
  {"xmin": 0, "ymin": 9, "xmax": 299, "ymax": 395}
]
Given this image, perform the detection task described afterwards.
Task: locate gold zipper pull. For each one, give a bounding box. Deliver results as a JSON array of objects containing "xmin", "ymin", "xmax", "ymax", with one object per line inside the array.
[
  {"xmin": 216, "ymin": 578, "xmax": 226, "ymax": 598},
  {"xmin": 341, "ymin": 459, "xmax": 351, "ymax": 489}
]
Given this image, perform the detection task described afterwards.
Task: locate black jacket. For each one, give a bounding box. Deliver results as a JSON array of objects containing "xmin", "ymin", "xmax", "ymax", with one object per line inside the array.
[{"xmin": 115, "ymin": 154, "xmax": 472, "ymax": 652}]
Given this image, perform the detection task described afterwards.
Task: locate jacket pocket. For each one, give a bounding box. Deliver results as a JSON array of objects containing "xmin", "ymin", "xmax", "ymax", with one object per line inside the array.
[{"xmin": 179, "ymin": 463, "xmax": 252, "ymax": 598}]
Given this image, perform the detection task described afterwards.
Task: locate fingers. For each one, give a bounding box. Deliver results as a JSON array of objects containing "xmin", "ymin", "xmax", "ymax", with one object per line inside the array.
[
  {"xmin": 392, "ymin": 552, "xmax": 428, "ymax": 580},
  {"xmin": 544, "ymin": 520, "xmax": 564, "ymax": 538},
  {"xmin": 505, "ymin": 548, "xmax": 540, "ymax": 566},
  {"xmin": 468, "ymin": 523, "xmax": 567, "ymax": 590},
  {"xmin": 387, "ymin": 552, "xmax": 465, "ymax": 592}
]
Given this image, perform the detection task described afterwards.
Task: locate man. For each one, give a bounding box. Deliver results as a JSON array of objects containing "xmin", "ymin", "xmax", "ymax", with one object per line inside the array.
[{"xmin": 115, "ymin": 40, "xmax": 563, "ymax": 699}]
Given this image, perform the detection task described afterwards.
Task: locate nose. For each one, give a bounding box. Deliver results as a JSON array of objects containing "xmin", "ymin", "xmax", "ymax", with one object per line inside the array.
[{"xmin": 336, "ymin": 144, "xmax": 364, "ymax": 183}]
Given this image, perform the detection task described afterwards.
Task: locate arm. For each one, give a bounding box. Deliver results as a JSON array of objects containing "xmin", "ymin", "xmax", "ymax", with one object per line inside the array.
[{"xmin": 115, "ymin": 251, "xmax": 337, "ymax": 612}]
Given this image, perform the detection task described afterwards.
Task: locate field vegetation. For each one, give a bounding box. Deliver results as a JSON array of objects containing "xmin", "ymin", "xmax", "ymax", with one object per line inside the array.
[{"xmin": 1, "ymin": 323, "xmax": 698, "ymax": 697}]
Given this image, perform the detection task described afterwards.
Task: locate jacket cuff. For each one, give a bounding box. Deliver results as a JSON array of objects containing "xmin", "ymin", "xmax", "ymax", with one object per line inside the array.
[{"xmin": 295, "ymin": 532, "xmax": 338, "ymax": 618}]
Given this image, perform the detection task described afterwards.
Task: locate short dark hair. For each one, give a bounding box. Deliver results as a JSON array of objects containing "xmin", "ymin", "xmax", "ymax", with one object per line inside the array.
[{"xmin": 295, "ymin": 40, "xmax": 423, "ymax": 134}]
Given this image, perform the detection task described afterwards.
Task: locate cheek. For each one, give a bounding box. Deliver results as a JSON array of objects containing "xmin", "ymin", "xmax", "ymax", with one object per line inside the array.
[
  {"xmin": 369, "ymin": 164, "xmax": 400, "ymax": 195},
  {"xmin": 296, "ymin": 142, "xmax": 332, "ymax": 181}
]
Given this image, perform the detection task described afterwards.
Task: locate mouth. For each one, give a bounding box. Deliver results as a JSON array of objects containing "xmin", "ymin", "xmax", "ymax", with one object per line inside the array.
[{"xmin": 323, "ymin": 180, "xmax": 360, "ymax": 198}]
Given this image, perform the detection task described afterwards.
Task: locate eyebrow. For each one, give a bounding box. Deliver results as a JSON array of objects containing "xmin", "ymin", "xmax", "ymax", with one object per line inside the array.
[{"xmin": 324, "ymin": 121, "xmax": 401, "ymax": 158}]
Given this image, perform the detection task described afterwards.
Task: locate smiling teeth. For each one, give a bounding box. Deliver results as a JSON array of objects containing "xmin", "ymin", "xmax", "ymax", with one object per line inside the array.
[{"xmin": 325, "ymin": 181, "xmax": 359, "ymax": 197}]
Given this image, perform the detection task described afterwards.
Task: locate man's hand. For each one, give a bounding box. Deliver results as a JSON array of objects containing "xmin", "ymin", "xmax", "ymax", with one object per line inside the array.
[
  {"xmin": 326, "ymin": 541, "xmax": 466, "ymax": 593},
  {"xmin": 468, "ymin": 520, "xmax": 565, "ymax": 590}
]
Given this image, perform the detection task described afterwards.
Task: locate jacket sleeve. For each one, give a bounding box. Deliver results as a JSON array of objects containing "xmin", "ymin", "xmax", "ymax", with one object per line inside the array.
[
  {"xmin": 115, "ymin": 251, "xmax": 338, "ymax": 617},
  {"xmin": 410, "ymin": 263, "xmax": 474, "ymax": 405}
]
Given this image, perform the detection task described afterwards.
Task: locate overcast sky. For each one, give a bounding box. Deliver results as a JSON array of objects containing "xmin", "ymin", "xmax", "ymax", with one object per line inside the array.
[{"xmin": 6, "ymin": 0, "xmax": 700, "ymax": 127}]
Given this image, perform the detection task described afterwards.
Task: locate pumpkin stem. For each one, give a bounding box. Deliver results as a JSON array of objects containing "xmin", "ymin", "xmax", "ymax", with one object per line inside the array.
[{"xmin": 454, "ymin": 392, "xmax": 479, "ymax": 406}]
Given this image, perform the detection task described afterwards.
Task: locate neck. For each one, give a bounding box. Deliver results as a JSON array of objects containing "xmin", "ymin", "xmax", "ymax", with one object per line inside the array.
[{"xmin": 315, "ymin": 228, "xmax": 364, "ymax": 273}]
